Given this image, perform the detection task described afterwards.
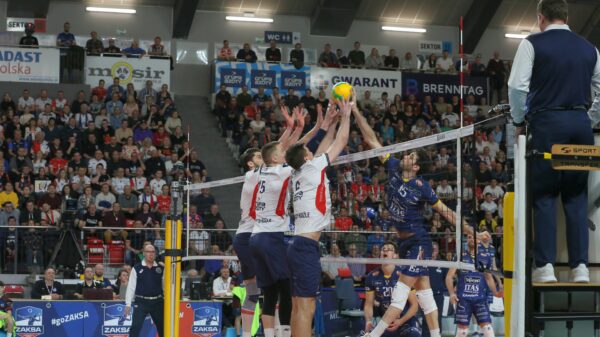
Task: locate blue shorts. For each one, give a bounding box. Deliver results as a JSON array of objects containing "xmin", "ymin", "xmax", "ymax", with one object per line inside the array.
[
  {"xmin": 233, "ymin": 233, "xmax": 256, "ymax": 280},
  {"xmin": 454, "ymin": 299, "xmax": 492, "ymax": 326},
  {"xmin": 287, "ymin": 236, "xmax": 321, "ymax": 297},
  {"xmin": 249, "ymin": 232, "xmax": 290, "ymax": 288},
  {"xmin": 397, "ymin": 233, "xmax": 432, "ymax": 277}
]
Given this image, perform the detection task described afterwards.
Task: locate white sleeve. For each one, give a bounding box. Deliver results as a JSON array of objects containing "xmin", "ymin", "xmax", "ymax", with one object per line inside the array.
[
  {"xmin": 508, "ymin": 39, "xmax": 535, "ymax": 92},
  {"xmin": 125, "ymin": 268, "xmax": 137, "ymax": 306},
  {"xmin": 313, "ymin": 154, "xmax": 330, "ymax": 170},
  {"xmin": 588, "ymin": 48, "xmax": 600, "ymax": 127}
]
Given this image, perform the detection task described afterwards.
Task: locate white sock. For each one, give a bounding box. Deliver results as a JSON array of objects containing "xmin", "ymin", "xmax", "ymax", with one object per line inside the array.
[
  {"xmin": 264, "ymin": 328, "xmax": 275, "ymax": 337},
  {"xmin": 456, "ymin": 327, "xmax": 468, "ymax": 337},
  {"xmin": 280, "ymin": 325, "xmax": 291, "ymax": 337},
  {"xmin": 7, "ymin": 333, "xmax": 12, "ymax": 337},
  {"xmin": 482, "ymin": 324, "xmax": 495, "ymax": 337},
  {"xmin": 242, "ymin": 332, "xmax": 251, "ymax": 337},
  {"xmin": 370, "ymin": 320, "xmax": 389, "ymax": 337},
  {"xmin": 429, "ymin": 328, "xmax": 441, "ymax": 337}
]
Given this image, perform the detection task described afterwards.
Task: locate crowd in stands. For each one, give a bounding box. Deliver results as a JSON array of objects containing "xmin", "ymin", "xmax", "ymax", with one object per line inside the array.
[
  {"xmin": 216, "ymin": 39, "xmax": 509, "ymax": 85},
  {"xmin": 20, "ymin": 21, "xmax": 169, "ymax": 58},
  {"xmin": 213, "ymin": 80, "xmax": 509, "ymax": 287},
  {"xmin": 0, "ymin": 78, "xmax": 203, "ymax": 276}
]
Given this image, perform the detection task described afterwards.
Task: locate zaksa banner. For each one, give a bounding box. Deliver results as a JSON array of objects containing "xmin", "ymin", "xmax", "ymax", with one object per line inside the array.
[{"xmin": 13, "ymin": 300, "xmax": 222, "ymax": 337}]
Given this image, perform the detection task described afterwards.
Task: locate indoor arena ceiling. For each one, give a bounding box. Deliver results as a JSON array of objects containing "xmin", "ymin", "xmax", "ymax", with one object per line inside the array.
[{"xmin": 10, "ymin": 0, "xmax": 600, "ymax": 46}]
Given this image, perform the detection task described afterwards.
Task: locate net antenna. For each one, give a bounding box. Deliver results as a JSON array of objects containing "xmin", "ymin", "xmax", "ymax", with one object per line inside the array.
[{"xmin": 456, "ymin": 16, "xmax": 464, "ymax": 262}]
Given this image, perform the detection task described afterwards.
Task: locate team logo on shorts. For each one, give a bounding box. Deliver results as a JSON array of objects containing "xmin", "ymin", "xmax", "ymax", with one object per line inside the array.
[
  {"xmin": 15, "ymin": 306, "xmax": 43, "ymax": 337},
  {"xmin": 102, "ymin": 303, "xmax": 132, "ymax": 337},
  {"xmin": 192, "ymin": 306, "xmax": 220, "ymax": 337}
]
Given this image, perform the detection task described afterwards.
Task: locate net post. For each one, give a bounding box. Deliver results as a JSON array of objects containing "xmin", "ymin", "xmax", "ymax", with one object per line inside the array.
[{"xmin": 164, "ymin": 180, "xmax": 183, "ymax": 337}]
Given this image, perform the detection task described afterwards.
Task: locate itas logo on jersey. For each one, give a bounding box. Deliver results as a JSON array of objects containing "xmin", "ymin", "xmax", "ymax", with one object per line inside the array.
[
  {"xmin": 15, "ymin": 306, "xmax": 43, "ymax": 337},
  {"xmin": 192, "ymin": 306, "xmax": 220, "ymax": 337},
  {"xmin": 102, "ymin": 304, "xmax": 132, "ymax": 337}
]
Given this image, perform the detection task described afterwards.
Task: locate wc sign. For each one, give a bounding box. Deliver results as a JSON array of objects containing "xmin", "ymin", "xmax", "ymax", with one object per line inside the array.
[{"xmin": 264, "ymin": 31, "xmax": 301, "ymax": 44}]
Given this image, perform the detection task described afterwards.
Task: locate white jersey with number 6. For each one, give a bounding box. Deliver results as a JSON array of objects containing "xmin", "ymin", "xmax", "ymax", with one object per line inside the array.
[
  {"xmin": 291, "ymin": 154, "xmax": 332, "ymax": 235},
  {"xmin": 252, "ymin": 164, "xmax": 293, "ymax": 234},
  {"xmin": 237, "ymin": 169, "xmax": 260, "ymax": 235}
]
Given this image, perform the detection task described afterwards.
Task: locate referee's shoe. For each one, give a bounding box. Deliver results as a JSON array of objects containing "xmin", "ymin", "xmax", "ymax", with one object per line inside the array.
[{"xmin": 125, "ymin": 244, "xmax": 165, "ymax": 337}]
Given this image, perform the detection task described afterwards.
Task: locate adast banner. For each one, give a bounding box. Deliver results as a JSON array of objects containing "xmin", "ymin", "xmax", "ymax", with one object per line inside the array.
[
  {"xmin": 310, "ymin": 67, "xmax": 402, "ymax": 98},
  {"xmin": 0, "ymin": 47, "xmax": 59, "ymax": 83},
  {"xmin": 84, "ymin": 56, "xmax": 171, "ymax": 89}
]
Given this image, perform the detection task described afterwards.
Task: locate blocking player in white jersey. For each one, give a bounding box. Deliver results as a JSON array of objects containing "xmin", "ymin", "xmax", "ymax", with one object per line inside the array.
[
  {"xmin": 284, "ymin": 97, "xmax": 353, "ymax": 337},
  {"xmin": 233, "ymin": 147, "xmax": 264, "ymax": 337},
  {"xmin": 248, "ymin": 105, "xmax": 317, "ymax": 337}
]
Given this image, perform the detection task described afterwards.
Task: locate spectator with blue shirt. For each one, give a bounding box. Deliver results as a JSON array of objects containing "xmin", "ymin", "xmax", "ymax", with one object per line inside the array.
[
  {"xmin": 56, "ymin": 22, "xmax": 76, "ymax": 48},
  {"xmin": 123, "ymin": 40, "xmax": 146, "ymax": 57},
  {"xmin": 107, "ymin": 78, "xmax": 126, "ymax": 101}
]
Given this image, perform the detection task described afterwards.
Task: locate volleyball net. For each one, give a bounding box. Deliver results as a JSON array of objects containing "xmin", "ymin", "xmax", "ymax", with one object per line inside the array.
[{"xmin": 181, "ymin": 110, "xmax": 509, "ymax": 276}]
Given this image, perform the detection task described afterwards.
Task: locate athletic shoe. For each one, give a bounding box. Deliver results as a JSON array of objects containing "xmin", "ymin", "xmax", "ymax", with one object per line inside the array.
[
  {"xmin": 570, "ymin": 264, "xmax": 590, "ymax": 283},
  {"xmin": 532, "ymin": 263, "xmax": 557, "ymax": 283}
]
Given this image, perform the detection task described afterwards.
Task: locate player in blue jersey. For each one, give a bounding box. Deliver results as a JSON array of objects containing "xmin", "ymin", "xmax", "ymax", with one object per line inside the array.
[
  {"xmin": 446, "ymin": 235, "xmax": 499, "ymax": 337},
  {"xmin": 364, "ymin": 242, "xmax": 421, "ymax": 337},
  {"xmin": 352, "ymin": 101, "xmax": 489, "ymax": 337}
]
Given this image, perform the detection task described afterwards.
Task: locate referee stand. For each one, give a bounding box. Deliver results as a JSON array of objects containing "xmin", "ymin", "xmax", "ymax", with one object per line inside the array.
[{"xmin": 515, "ymin": 127, "xmax": 600, "ymax": 337}]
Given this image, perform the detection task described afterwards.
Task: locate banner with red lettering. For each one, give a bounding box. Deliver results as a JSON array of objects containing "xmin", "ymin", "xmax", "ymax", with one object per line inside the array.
[{"xmin": 0, "ymin": 47, "xmax": 60, "ymax": 83}]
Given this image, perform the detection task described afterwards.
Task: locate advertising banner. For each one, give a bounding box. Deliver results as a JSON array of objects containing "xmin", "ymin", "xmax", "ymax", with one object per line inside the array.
[
  {"xmin": 6, "ymin": 18, "xmax": 46, "ymax": 32},
  {"xmin": 0, "ymin": 47, "xmax": 60, "ymax": 83},
  {"xmin": 401, "ymin": 72, "xmax": 489, "ymax": 102},
  {"xmin": 84, "ymin": 56, "xmax": 171, "ymax": 89},
  {"xmin": 310, "ymin": 67, "xmax": 402, "ymax": 98},
  {"xmin": 13, "ymin": 300, "xmax": 222, "ymax": 337},
  {"xmin": 214, "ymin": 61, "xmax": 310, "ymax": 95}
]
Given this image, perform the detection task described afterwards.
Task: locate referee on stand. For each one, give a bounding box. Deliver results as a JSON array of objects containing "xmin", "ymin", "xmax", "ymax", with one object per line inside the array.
[
  {"xmin": 125, "ymin": 244, "xmax": 165, "ymax": 337},
  {"xmin": 509, "ymin": 0, "xmax": 600, "ymax": 283}
]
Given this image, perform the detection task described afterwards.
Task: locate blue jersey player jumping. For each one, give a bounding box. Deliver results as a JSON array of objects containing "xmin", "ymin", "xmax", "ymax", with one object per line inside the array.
[
  {"xmin": 446, "ymin": 235, "xmax": 499, "ymax": 337},
  {"xmin": 352, "ymin": 102, "xmax": 490, "ymax": 337},
  {"xmin": 364, "ymin": 242, "xmax": 421, "ymax": 337}
]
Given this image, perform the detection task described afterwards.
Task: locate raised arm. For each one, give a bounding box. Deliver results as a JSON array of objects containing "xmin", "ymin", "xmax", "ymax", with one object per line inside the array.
[
  {"xmin": 315, "ymin": 117, "xmax": 338, "ymax": 156},
  {"xmin": 351, "ymin": 90, "xmax": 382, "ymax": 150},
  {"xmin": 325, "ymin": 98, "xmax": 352, "ymax": 163},
  {"xmin": 431, "ymin": 201, "xmax": 490, "ymax": 241},
  {"xmin": 297, "ymin": 103, "xmax": 324, "ymax": 145},
  {"xmin": 284, "ymin": 107, "xmax": 306, "ymax": 149}
]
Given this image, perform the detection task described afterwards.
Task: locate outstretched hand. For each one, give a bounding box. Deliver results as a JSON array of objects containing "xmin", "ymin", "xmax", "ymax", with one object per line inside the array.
[
  {"xmin": 293, "ymin": 106, "xmax": 306, "ymax": 129},
  {"xmin": 316, "ymin": 103, "xmax": 324, "ymax": 125},
  {"xmin": 281, "ymin": 105, "xmax": 294, "ymax": 128}
]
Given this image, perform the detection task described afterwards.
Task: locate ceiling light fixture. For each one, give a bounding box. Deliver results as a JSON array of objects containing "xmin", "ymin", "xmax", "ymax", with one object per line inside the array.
[
  {"xmin": 381, "ymin": 26, "xmax": 427, "ymax": 33},
  {"xmin": 226, "ymin": 16, "xmax": 273, "ymax": 23},
  {"xmin": 86, "ymin": 7, "xmax": 136, "ymax": 14},
  {"xmin": 505, "ymin": 32, "xmax": 530, "ymax": 39}
]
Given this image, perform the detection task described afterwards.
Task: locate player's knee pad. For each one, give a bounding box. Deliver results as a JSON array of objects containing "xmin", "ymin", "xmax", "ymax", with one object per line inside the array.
[
  {"xmin": 416, "ymin": 288, "xmax": 438, "ymax": 315},
  {"xmin": 390, "ymin": 281, "xmax": 411, "ymax": 310},
  {"xmin": 245, "ymin": 280, "xmax": 261, "ymax": 305},
  {"xmin": 276, "ymin": 280, "xmax": 292, "ymax": 325},
  {"xmin": 456, "ymin": 327, "xmax": 469, "ymax": 337},
  {"xmin": 262, "ymin": 284, "xmax": 278, "ymax": 316},
  {"xmin": 481, "ymin": 324, "xmax": 495, "ymax": 337}
]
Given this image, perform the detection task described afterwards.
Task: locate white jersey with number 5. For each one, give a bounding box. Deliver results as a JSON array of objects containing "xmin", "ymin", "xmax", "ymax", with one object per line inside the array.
[
  {"xmin": 252, "ymin": 164, "xmax": 293, "ymax": 234},
  {"xmin": 237, "ymin": 169, "xmax": 260, "ymax": 235},
  {"xmin": 291, "ymin": 154, "xmax": 332, "ymax": 235}
]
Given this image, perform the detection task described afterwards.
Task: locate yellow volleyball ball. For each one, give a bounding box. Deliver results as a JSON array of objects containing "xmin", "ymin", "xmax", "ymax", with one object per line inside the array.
[{"xmin": 331, "ymin": 82, "xmax": 353, "ymax": 101}]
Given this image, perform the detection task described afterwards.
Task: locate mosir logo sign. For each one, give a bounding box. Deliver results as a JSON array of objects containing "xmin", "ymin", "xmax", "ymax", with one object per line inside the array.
[{"xmin": 85, "ymin": 56, "xmax": 171, "ymax": 89}]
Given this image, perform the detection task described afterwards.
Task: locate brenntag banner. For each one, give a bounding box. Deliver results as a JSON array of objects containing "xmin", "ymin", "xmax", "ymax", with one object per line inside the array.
[
  {"xmin": 310, "ymin": 67, "xmax": 402, "ymax": 98},
  {"xmin": 0, "ymin": 46, "xmax": 60, "ymax": 83},
  {"xmin": 84, "ymin": 55, "xmax": 171, "ymax": 89}
]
